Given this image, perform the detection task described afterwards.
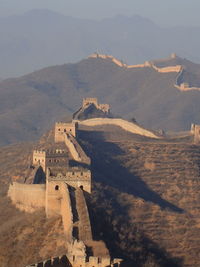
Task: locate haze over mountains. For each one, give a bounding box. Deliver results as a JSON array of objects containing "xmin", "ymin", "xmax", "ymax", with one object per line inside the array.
[
  {"xmin": 2, "ymin": 9, "xmax": 200, "ymax": 78},
  {"xmin": 1, "ymin": 54, "xmax": 200, "ymax": 146}
]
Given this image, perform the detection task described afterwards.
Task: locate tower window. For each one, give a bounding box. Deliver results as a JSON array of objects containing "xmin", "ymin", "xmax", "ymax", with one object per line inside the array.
[{"xmin": 55, "ymin": 185, "xmax": 59, "ymax": 190}]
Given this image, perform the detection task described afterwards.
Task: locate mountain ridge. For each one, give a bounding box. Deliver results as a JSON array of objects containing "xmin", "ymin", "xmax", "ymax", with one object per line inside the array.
[
  {"xmin": 1, "ymin": 54, "xmax": 200, "ymax": 146},
  {"xmin": 2, "ymin": 9, "xmax": 200, "ymax": 78}
]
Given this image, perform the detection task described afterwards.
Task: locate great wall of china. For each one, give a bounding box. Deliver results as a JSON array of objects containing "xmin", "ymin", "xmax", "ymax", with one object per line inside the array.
[
  {"xmin": 7, "ymin": 98, "xmax": 200, "ymax": 267},
  {"xmin": 89, "ymin": 53, "xmax": 200, "ymax": 92}
]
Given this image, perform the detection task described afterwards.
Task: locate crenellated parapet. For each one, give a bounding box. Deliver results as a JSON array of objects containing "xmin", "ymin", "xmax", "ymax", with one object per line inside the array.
[
  {"xmin": 89, "ymin": 53, "xmax": 182, "ymax": 73},
  {"xmin": 26, "ymin": 248, "xmax": 122, "ymax": 267},
  {"xmin": 82, "ymin": 98, "xmax": 110, "ymax": 113},
  {"xmin": 33, "ymin": 150, "xmax": 46, "ymax": 171},
  {"xmin": 47, "ymin": 167, "xmax": 91, "ymax": 193}
]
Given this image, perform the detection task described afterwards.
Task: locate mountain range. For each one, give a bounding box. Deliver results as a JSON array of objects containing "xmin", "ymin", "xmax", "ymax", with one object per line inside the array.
[
  {"xmin": 1, "ymin": 54, "xmax": 200, "ymax": 146},
  {"xmin": 2, "ymin": 9, "xmax": 200, "ymax": 78}
]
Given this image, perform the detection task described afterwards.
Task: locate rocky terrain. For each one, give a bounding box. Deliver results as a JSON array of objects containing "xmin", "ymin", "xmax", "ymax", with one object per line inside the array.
[
  {"xmin": 1, "ymin": 124, "xmax": 200, "ymax": 266},
  {"xmin": 80, "ymin": 127, "xmax": 200, "ymax": 266}
]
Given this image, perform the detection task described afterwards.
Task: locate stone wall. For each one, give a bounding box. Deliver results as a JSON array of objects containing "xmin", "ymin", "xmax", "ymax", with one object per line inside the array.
[
  {"xmin": 88, "ymin": 53, "xmax": 125, "ymax": 67},
  {"xmin": 64, "ymin": 133, "xmax": 91, "ymax": 165},
  {"xmin": 63, "ymin": 133, "xmax": 82, "ymax": 162},
  {"xmin": 78, "ymin": 118, "xmax": 160, "ymax": 139},
  {"xmin": 45, "ymin": 179, "xmax": 63, "ymax": 217},
  {"xmin": 88, "ymin": 53, "xmax": 182, "ymax": 74},
  {"xmin": 8, "ymin": 182, "xmax": 45, "ymax": 212},
  {"xmin": 174, "ymin": 83, "xmax": 200, "ymax": 92},
  {"xmin": 151, "ymin": 64, "xmax": 182, "ymax": 73},
  {"xmin": 75, "ymin": 188, "xmax": 93, "ymax": 241},
  {"xmin": 60, "ymin": 183, "xmax": 73, "ymax": 240},
  {"xmin": 26, "ymin": 255, "xmax": 122, "ymax": 267}
]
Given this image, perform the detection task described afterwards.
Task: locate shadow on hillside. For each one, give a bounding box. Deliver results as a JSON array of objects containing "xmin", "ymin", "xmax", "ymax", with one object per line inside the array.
[
  {"xmin": 80, "ymin": 131, "xmax": 184, "ymax": 213},
  {"xmin": 86, "ymin": 185, "xmax": 183, "ymax": 267}
]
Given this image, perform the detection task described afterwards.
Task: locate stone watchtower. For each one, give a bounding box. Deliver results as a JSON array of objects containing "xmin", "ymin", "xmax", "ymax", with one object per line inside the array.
[
  {"xmin": 55, "ymin": 122, "xmax": 78, "ymax": 143},
  {"xmin": 191, "ymin": 124, "xmax": 200, "ymax": 144}
]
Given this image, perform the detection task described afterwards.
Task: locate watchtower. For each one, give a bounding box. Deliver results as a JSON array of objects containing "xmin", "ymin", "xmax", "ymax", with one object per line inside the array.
[
  {"xmin": 82, "ymin": 98, "xmax": 98, "ymax": 108},
  {"xmin": 191, "ymin": 124, "xmax": 200, "ymax": 144},
  {"xmin": 55, "ymin": 122, "xmax": 78, "ymax": 142},
  {"xmin": 33, "ymin": 150, "xmax": 46, "ymax": 171}
]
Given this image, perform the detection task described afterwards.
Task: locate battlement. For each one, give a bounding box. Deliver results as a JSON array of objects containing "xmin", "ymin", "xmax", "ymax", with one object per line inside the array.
[
  {"xmin": 82, "ymin": 97, "xmax": 110, "ymax": 113},
  {"xmin": 47, "ymin": 168, "xmax": 91, "ymax": 193},
  {"xmin": 83, "ymin": 97, "xmax": 98, "ymax": 107},
  {"xmin": 46, "ymin": 149, "xmax": 68, "ymax": 156},
  {"xmin": 33, "ymin": 150, "xmax": 46, "ymax": 154},
  {"xmin": 26, "ymin": 254, "xmax": 122, "ymax": 267},
  {"xmin": 33, "ymin": 150, "xmax": 46, "ymax": 170}
]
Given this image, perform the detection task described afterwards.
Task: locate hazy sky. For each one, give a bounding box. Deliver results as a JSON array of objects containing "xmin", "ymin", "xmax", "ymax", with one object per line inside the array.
[{"xmin": 0, "ymin": 0, "xmax": 199, "ymax": 26}]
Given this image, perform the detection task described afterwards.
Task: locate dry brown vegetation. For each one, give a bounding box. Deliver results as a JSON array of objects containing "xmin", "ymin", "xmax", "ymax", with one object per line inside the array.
[
  {"xmin": 79, "ymin": 129, "xmax": 200, "ymax": 267},
  {"xmin": 1, "ymin": 127, "xmax": 200, "ymax": 266}
]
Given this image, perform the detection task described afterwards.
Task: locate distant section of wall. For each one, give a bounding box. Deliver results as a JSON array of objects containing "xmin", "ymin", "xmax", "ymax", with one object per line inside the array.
[
  {"xmin": 8, "ymin": 182, "xmax": 45, "ymax": 212},
  {"xmin": 89, "ymin": 53, "xmax": 200, "ymax": 92},
  {"xmin": 127, "ymin": 61, "xmax": 151, "ymax": 68},
  {"xmin": 151, "ymin": 64, "xmax": 182, "ymax": 73},
  {"xmin": 88, "ymin": 53, "xmax": 182, "ymax": 73},
  {"xmin": 89, "ymin": 53, "xmax": 125, "ymax": 67},
  {"xmin": 78, "ymin": 118, "xmax": 160, "ymax": 139},
  {"xmin": 175, "ymin": 83, "xmax": 200, "ymax": 91},
  {"xmin": 174, "ymin": 67, "xmax": 200, "ymax": 91},
  {"xmin": 82, "ymin": 97, "xmax": 110, "ymax": 113}
]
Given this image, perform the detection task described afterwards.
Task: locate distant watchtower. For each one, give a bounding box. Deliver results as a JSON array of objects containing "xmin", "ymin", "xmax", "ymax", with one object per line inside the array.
[
  {"xmin": 55, "ymin": 122, "xmax": 78, "ymax": 143},
  {"xmin": 191, "ymin": 124, "xmax": 200, "ymax": 144},
  {"xmin": 82, "ymin": 98, "xmax": 110, "ymax": 113},
  {"xmin": 171, "ymin": 53, "xmax": 177, "ymax": 59},
  {"xmin": 82, "ymin": 98, "xmax": 98, "ymax": 107}
]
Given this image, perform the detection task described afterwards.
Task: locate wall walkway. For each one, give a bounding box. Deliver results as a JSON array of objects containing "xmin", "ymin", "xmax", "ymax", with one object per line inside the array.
[
  {"xmin": 78, "ymin": 118, "xmax": 160, "ymax": 139},
  {"xmin": 75, "ymin": 188, "xmax": 93, "ymax": 241}
]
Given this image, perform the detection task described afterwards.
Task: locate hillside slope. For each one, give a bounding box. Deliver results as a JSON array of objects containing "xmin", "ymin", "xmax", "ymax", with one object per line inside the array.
[
  {"xmin": 1, "ymin": 127, "xmax": 200, "ymax": 266},
  {"xmin": 1, "ymin": 55, "xmax": 200, "ymax": 145},
  {"xmin": 79, "ymin": 128, "xmax": 200, "ymax": 266}
]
